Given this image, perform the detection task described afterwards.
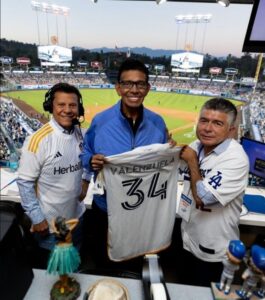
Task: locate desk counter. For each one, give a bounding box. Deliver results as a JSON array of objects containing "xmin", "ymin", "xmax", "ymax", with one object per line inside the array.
[
  {"xmin": 24, "ymin": 269, "xmax": 213, "ymax": 300},
  {"xmin": 1, "ymin": 172, "xmax": 265, "ymax": 227}
]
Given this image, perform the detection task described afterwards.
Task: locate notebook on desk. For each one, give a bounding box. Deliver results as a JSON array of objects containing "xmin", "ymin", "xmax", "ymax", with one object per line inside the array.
[{"xmin": 243, "ymin": 194, "xmax": 265, "ymax": 214}]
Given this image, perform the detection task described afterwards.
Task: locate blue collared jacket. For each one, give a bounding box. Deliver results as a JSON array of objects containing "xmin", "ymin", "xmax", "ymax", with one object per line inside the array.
[{"xmin": 80, "ymin": 100, "xmax": 167, "ymax": 211}]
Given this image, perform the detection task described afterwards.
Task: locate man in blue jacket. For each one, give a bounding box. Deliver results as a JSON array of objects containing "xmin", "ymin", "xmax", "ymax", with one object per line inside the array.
[{"xmin": 80, "ymin": 59, "xmax": 168, "ymax": 270}]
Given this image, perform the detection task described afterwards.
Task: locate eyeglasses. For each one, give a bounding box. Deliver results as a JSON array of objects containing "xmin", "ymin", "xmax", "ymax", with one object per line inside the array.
[{"xmin": 119, "ymin": 81, "xmax": 149, "ymax": 90}]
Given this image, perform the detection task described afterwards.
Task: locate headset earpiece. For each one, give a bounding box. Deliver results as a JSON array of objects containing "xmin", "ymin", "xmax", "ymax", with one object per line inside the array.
[
  {"xmin": 78, "ymin": 100, "xmax": 85, "ymax": 117},
  {"xmin": 43, "ymin": 89, "xmax": 53, "ymax": 113}
]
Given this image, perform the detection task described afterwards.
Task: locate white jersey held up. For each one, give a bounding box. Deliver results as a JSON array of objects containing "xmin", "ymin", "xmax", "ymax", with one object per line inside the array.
[{"xmin": 102, "ymin": 143, "xmax": 182, "ymax": 261}]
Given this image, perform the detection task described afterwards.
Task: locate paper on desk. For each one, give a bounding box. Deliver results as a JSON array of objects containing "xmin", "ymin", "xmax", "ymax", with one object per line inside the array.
[
  {"xmin": 240, "ymin": 204, "xmax": 248, "ymax": 216},
  {"xmin": 0, "ymin": 168, "xmax": 19, "ymax": 196},
  {"xmin": 83, "ymin": 174, "xmax": 104, "ymax": 207}
]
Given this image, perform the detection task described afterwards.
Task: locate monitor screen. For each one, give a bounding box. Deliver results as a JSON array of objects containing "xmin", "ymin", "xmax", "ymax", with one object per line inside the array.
[
  {"xmin": 242, "ymin": 0, "xmax": 265, "ymax": 53},
  {"xmin": 241, "ymin": 137, "xmax": 265, "ymax": 179}
]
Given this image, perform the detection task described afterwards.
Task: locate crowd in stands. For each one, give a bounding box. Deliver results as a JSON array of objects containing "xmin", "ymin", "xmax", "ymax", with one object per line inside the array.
[
  {"xmin": 0, "ymin": 99, "xmax": 42, "ymax": 160},
  {"xmin": 0, "ymin": 135, "xmax": 10, "ymax": 161},
  {"xmin": 3, "ymin": 71, "xmax": 109, "ymax": 87},
  {"xmin": 3, "ymin": 71, "xmax": 265, "ymax": 155},
  {"xmin": 149, "ymin": 75, "xmax": 237, "ymax": 96},
  {"xmin": 2, "ymin": 71, "xmax": 244, "ymax": 97},
  {"xmin": 247, "ymin": 91, "xmax": 265, "ymax": 143}
]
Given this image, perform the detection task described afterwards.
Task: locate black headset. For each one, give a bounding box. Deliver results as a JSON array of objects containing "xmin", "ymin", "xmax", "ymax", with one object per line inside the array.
[{"xmin": 43, "ymin": 82, "xmax": 85, "ymax": 117}]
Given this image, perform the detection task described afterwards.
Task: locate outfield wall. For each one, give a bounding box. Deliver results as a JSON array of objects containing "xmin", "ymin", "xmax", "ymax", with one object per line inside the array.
[{"xmin": 2, "ymin": 83, "xmax": 248, "ymax": 103}]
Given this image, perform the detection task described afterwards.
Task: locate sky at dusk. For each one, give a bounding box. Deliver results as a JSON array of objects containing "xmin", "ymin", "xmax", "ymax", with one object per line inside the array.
[{"xmin": 1, "ymin": 0, "xmax": 253, "ymax": 57}]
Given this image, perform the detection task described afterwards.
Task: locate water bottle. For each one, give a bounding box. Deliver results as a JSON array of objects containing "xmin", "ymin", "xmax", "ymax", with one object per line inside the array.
[{"xmin": 9, "ymin": 152, "xmax": 18, "ymax": 172}]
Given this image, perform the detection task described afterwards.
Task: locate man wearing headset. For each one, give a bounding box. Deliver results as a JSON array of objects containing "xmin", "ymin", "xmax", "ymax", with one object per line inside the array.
[{"xmin": 17, "ymin": 82, "xmax": 87, "ymax": 267}]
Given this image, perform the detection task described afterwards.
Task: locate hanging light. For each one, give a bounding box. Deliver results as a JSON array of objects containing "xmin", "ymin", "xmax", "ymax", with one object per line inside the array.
[
  {"xmin": 216, "ymin": 0, "xmax": 230, "ymax": 7},
  {"xmin": 156, "ymin": 0, "xmax": 167, "ymax": 5}
]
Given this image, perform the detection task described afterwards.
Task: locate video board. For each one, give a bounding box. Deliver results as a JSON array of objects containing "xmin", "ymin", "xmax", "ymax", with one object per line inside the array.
[
  {"xmin": 241, "ymin": 137, "xmax": 265, "ymax": 179},
  {"xmin": 38, "ymin": 45, "xmax": 72, "ymax": 63},
  {"xmin": 171, "ymin": 52, "xmax": 203, "ymax": 69},
  {"xmin": 243, "ymin": 0, "xmax": 265, "ymax": 52}
]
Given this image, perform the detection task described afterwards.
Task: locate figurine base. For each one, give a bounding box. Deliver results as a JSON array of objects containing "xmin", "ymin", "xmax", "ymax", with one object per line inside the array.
[
  {"xmin": 50, "ymin": 277, "xmax": 81, "ymax": 300},
  {"xmin": 211, "ymin": 283, "xmax": 261, "ymax": 300}
]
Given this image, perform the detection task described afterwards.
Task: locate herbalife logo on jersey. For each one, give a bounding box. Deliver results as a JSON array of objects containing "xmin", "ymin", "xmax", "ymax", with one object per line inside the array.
[{"xmin": 54, "ymin": 161, "xmax": 82, "ymax": 175}]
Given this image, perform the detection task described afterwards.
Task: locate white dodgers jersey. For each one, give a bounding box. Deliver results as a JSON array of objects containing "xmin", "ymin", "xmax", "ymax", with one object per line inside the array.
[
  {"xmin": 102, "ymin": 143, "xmax": 182, "ymax": 261},
  {"xmin": 181, "ymin": 139, "xmax": 249, "ymax": 261}
]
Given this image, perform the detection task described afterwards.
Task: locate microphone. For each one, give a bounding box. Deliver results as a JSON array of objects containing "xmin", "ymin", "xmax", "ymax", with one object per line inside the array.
[{"xmin": 72, "ymin": 118, "xmax": 80, "ymax": 126}]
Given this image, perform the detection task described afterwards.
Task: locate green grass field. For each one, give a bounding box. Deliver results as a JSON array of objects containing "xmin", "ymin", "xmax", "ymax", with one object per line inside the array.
[{"xmin": 3, "ymin": 89, "xmax": 242, "ymax": 144}]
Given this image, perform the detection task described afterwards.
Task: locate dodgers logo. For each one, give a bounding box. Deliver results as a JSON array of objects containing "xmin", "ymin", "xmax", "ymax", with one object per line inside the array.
[{"xmin": 208, "ymin": 171, "xmax": 222, "ymax": 189}]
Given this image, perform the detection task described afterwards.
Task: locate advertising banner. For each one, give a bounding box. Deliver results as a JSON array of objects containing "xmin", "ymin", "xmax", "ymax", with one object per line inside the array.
[
  {"xmin": 224, "ymin": 68, "xmax": 238, "ymax": 75},
  {"xmin": 209, "ymin": 67, "xmax": 222, "ymax": 75},
  {"xmin": 16, "ymin": 57, "xmax": 31, "ymax": 65},
  {"xmin": 91, "ymin": 61, "xmax": 102, "ymax": 68},
  {"xmin": 154, "ymin": 65, "xmax": 165, "ymax": 71},
  {"xmin": 77, "ymin": 61, "xmax": 88, "ymax": 67},
  {"xmin": 41, "ymin": 62, "xmax": 71, "ymax": 67},
  {"xmin": 172, "ymin": 68, "xmax": 200, "ymax": 73},
  {"xmin": 0, "ymin": 56, "xmax": 13, "ymax": 64}
]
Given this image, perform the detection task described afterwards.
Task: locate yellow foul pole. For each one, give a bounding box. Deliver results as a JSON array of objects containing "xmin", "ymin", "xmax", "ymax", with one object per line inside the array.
[{"xmin": 254, "ymin": 53, "xmax": 264, "ymax": 85}]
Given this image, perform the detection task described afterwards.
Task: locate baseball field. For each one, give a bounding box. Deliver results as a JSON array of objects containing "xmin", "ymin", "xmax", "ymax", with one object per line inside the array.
[{"xmin": 3, "ymin": 89, "xmax": 242, "ymax": 144}]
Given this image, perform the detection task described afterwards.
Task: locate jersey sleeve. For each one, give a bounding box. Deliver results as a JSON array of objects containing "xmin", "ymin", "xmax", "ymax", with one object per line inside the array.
[
  {"xmin": 18, "ymin": 135, "xmax": 46, "ymax": 181},
  {"xmin": 80, "ymin": 120, "xmax": 96, "ymax": 171},
  {"xmin": 203, "ymin": 152, "xmax": 249, "ymax": 206},
  {"xmin": 17, "ymin": 135, "xmax": 47, "ymax": 224}
]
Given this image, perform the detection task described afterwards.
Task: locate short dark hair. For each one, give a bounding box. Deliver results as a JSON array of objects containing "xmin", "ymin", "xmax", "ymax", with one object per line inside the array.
[
  {"xmin": 201, "ymin": 97, "xmax": 237, "ymax": 125},
  {"xmin": 47, "ymin": 82, "xmax": 82, "ymax": 104},
  {"xmin": 117, "ymin": 59, "xmax": 149, "ymax": 83}
]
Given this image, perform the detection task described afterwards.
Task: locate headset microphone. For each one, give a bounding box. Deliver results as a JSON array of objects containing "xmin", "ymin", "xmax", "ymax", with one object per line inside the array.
[{"xmin": 72, "ymin": 118, "xmax": 80, "ymax": 126}]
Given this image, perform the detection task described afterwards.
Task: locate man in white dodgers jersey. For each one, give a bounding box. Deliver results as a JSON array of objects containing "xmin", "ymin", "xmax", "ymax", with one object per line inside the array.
[
  {"xmin": 17, "ymin": 83, "xmax": 87, "ymax": 266},
  {"xmin": 178, "ymin": 97, "xmax": 249, "ymax": 287}
]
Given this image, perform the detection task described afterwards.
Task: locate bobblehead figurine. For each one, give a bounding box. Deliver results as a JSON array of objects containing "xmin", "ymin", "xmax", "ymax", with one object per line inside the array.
[
  {"xmin": 47, "ymin": 217, "xmax": 81, "ymax": 300},
  {"xmin": 216, "ymin": 240, "xmax": 246, "ymax": 295},
  {"xmin": 236, "ymin": 245, "xmax": 265, "ymax": 300},
  {"xmin": 253, "ymin": 275, "xmax": 265, "ymax": 298}
]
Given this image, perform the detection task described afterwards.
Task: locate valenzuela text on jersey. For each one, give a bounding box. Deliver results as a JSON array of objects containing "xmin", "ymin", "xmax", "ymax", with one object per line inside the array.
[{"xmin": 109, "ymin": 157, "xmax": 175, "ymax": 175}]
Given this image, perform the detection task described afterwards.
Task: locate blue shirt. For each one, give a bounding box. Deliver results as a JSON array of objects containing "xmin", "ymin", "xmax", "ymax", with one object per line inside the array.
[{"xmin": 80, "ymin": 100, "xmax": 168, "ymax": 211}]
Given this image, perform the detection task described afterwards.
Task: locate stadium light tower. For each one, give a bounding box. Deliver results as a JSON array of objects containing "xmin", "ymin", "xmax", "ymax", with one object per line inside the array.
[
  {"xmin": 216, "ymin": 0, "xmax": 230, "ymax": 7},
  {"xmin": 156, "ymin": 0, "xmax": 167, "ymax": 4},
  {"xmin": 31, "ymin": 1, "xmax": 70, "ymax": 46},
  {"xmin": 62, "ymin": 7, "xmax": 70, "ymax": 47},
  {"xmin": 175, "ymin": 14, "xmax": 212, "ymax": 53},
  {"xmin": 31, "ymin": 1, "xmax": 41, "ymax": 45}
]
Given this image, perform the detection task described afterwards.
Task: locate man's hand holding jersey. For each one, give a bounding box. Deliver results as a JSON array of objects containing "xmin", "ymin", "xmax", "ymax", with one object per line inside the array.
[
  {"xmin": 180, "ymin": 145, "xmax": 204, "ymax": 209},
  {"xmin": 90, "ymin": 154, "xmax": 108, "ymax": 171}
]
